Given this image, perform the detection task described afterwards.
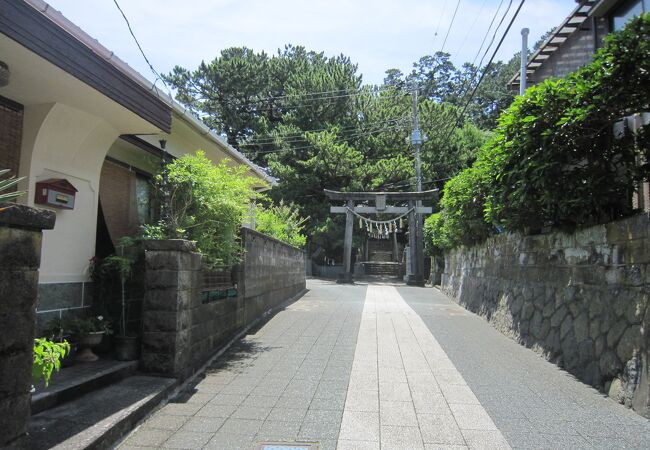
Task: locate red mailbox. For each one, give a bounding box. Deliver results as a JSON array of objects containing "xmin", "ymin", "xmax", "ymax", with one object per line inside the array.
[{"xmin": 35, "ymin": 179, "xmax": 77, "ymax": 210}]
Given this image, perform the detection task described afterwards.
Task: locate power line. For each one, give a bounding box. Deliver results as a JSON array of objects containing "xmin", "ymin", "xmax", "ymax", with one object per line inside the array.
[
  {"xmin": 242, "ymin": 122, "xmax": 412, "ymax": 155},
  {"xmin": 441, "ymin": 0, "xmax": 526, "ymax": 144},
  {"xmin": 454, "ymin": 0, "xmax": 488, "ymax": 57},
  {"xmin": 111, "ymin": 0, "xmax": 170, "ymax": 94},
  {"xmin": 440, "ymin": 0, "xmax": 462, "ymax": 53},
  {"xmin": 421, "ymin": 0, "xmax": 512, "ymax": 147},
  {"xmin": 239, "ymin": 117, "xmax": 410, "ymax": 146},
  {"xmin": 215, "ymin": 85, "xmax": 397, "ymax": 109},
  {"xmin": 431, "ymin": 0, "xmax": 450, "ymax": 50},
  {"xmin": 476, "ymin": 0, "xmax": 514, "ymax": 70}
]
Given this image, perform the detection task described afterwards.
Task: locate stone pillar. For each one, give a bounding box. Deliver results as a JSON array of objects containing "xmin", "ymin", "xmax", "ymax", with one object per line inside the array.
[
  {"xmin": 0, "ymin": 204, "xmax": 55, "ymax": 448},
  {"xmin": 338, "ymin": 200, "xmax": 354, "ymax": 284},
  {"xmin": 406, "ymin": 201, "xmax": 422, "ymax": 285},
  {"xmin": 141, "ymin": 239, "xmax": 202, "ymax": 379}
]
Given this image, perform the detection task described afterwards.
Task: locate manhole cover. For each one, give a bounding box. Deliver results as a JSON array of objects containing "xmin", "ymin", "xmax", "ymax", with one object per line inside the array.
[{"xmin": 254, "ymin": 443, "xmax": 319, "ymax": 450}]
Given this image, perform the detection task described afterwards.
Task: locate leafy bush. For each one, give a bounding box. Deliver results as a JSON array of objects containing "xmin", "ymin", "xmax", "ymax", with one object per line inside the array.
[
  {"xmin": 485, "ymin": 13, "xmax": 650, "ymax": 231},
  {"xmin": 145, "ymin": 151, "xmax": 259, "ymax": 267},
  {"xmin": 255, "ymin": 201, "xmax": 308, "ymax": 247},
  {"xmin": 432, "ymin": 163, "xmax": 493, "ymax": 250},
  {"xmin": 33, "ymin": 338, "xmax": 70, "ymax": 388},
  {"xmin": 428, "ymin": 15, "xmax": 650, "ymax": 250}
]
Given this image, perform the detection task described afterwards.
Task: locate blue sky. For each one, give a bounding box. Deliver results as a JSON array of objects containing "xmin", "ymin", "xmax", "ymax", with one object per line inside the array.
[{"xmin": 45, "ymin": 0, "xmax": 569, "ymax": 86}]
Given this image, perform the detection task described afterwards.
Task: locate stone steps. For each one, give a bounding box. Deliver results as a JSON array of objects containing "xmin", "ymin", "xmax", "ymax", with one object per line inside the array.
[
  {"xmin": 362, "ymin": 262, "xmax": 402, "ymax": 277},
  {"xmin": 31, "ymin": 359, "xmax": 138, "ymax": 415},
  {"xmin": 28, "ymin": 375, "xmax": 177, "ymax": 450}
]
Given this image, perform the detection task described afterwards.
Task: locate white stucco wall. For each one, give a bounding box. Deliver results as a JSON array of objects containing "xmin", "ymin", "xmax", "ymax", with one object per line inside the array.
[{"xmin": 19, "ymin": 103, "xmax": 121, "ymax": 283}]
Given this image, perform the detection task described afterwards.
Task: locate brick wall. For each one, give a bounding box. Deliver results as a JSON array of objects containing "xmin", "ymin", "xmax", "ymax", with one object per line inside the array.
[{"xmin": 0, "ymin": 96, "xmax": 23, "ymax": 177}]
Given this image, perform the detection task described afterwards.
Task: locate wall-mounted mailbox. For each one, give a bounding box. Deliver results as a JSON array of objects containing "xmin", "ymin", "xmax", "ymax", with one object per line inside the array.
[{"xmin": 35, "ymin": 179, "xmax": 77, "ymax": 210}]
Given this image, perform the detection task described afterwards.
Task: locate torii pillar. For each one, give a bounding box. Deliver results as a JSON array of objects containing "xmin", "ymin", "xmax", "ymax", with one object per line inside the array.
[
  {"xmin": 339, "ymin": 199, "xmax": 355, "ymax": 284},
  {"xmin": 325, "ymin": 189, "xmax": 434, "ymax": 285}
]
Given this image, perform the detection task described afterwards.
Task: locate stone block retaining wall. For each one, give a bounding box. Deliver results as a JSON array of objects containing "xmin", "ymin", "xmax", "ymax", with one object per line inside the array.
[
  {"xmin": 441, "ymin": 213, "xmax": 650, "ymax": 418},
  {"xmin": 141, "ymin": 229, "xmax": 306, "ymax": 380}
]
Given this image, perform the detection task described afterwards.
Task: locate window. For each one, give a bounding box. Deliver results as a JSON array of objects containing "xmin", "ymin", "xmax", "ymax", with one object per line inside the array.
[
  {"xmin": 611, "ymin": 0, "xmax": 647, "ymax": 31},
  {"xmin": 135, "ymin": 175, "xmax": 154, "ymax": 225}
]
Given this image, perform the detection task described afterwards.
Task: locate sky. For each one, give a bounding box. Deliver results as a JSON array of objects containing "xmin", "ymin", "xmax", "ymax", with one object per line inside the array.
[{"xmin": 44, "ymin": 0, "xmax": 570, "ymax": 86}]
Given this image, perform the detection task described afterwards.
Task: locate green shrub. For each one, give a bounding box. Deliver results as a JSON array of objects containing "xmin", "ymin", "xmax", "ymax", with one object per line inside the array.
[
  {"xmin": 255, "ymin": 201, "xmax": 307, "ymax": 247},
  {"xmin": 424, "ymin": 212, "xmax": 451, "ymax": 252},
  {"xmin": 145, "ymin": 151, "xmax": 260, "ymax": 267},
  {"xmin": 436, "ymin": 163, "xmax": 493, "ymax": 249},
  {"xmin": 485, "ymin": 13, "xmax": 650, "ymax": 231}
]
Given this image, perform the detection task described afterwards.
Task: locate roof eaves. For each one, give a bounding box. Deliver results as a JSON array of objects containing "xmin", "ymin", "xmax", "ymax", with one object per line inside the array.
[
  {"xmin": 507, "ymin": 0, "xmax": 600, "ymax": 88},
  {"xmin": 25, "ymin": 0, "xmax": 274, "ymax": 186}
]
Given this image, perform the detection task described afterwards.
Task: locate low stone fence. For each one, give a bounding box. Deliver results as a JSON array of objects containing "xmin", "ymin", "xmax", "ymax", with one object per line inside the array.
[
  {"xmin": 312, "ymin": 263, "xmax": 344, "ymax": 279},
  {"xmin": 441, "ymin": 213, "xmax": 650, "ymax": 418},
  {"xmin": 141, "ymin": 228, "xmax": 306, "ymax": 380},
  {"xmin": 0, "ymin": 204, "xmax": 55, "ymax": 447}
]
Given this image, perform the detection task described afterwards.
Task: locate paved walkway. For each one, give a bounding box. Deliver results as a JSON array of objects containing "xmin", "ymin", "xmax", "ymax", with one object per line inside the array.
[{"xmin": 119, "ymin": 280, "xmax": 650, "ymax": 450}]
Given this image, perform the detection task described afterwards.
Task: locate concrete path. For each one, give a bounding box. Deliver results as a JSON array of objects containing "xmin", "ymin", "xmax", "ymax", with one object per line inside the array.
[{"xmin": 118, "ymin": 280, "xmax": 650, "ymax": 450}]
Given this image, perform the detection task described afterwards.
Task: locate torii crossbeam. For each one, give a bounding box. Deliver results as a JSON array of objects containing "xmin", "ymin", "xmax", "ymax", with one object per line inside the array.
[{"xmin": 324, "ymin": 189, "xmax": 435, "ymax": 285}]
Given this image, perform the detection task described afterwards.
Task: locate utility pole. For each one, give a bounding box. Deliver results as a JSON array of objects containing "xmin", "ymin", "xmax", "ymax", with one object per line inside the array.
[
  {"xmin": 408, "ymin": 84, "xmax": 424, "ymax": 286},
  {"xmin": 520, "ymin": 28, "xmax": 529, "ymax": 95}
]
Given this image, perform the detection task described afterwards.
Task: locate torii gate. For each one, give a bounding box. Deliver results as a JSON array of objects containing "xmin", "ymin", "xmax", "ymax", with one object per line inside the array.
[{"xmin": 325, "ymin": 189, "xmax": 435, "ymax": 285}]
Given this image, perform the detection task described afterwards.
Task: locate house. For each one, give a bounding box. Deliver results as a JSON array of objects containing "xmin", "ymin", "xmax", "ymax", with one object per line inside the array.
[
  {"xmin": 0, "ymin": 0, "xmax": 273, "ymax": 326},
  {"xmin": 509, "ymin": 0, "xmax": 649, "ymax": 89},
  {"xmin": 509, "ymin": 0, "xmax": 650, "ymax": 212}
]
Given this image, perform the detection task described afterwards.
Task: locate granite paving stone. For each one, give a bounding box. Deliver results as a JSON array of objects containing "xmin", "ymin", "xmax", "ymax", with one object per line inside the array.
[
  {"xmin": 119, "ymin": 280, "xmax": 650, "ymax": 450},
  {"xmin": 161, "ymin": 431, "xmax": 213, "ymax": 449}
]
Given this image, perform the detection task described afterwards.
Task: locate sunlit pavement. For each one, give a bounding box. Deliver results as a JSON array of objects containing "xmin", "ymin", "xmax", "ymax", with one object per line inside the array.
[{"xmin": 119, "ymin": 279, "xmax": 650, "ymax": 449}]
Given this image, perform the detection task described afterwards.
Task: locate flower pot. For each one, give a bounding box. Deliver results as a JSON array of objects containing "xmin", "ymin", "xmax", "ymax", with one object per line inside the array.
[
  {"xmin": 75, "ymin": 331, "xmax": 105, "ymax": 362},
  {"xmin": 114, "ymin": 335, "xmax": 139, "ymax": 361}
]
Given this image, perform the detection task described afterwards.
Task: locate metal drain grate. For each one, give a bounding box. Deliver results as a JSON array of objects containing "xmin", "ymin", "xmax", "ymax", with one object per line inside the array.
[{"xmin": 254, "ymin": 442, "xmax": 319, "ymax": 450}]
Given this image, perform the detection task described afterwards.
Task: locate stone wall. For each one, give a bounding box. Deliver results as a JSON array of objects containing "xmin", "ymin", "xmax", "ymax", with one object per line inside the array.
[
  {"xmin": 441, "ymin": 214, "xmax": 650, "ymax": 418},
  {"xmin": 0, "ymin": 204, "xmax": 55, "ymax": 447},
  {"xmin": 239, "ymin": 227, "xmax": 306, "ymax": 325},
  {"xmin": 141, "ymin": 229, "xmax": 306, "ymax": 380}
]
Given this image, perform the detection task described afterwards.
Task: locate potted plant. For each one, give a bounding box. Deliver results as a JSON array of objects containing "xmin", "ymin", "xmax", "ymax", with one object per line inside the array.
[
  {"xmin": 65, "ymin": 315, "xmax": 112, "ymax": 362},
  {"xmin": 92, "ymin": 237, "xmax": 140, "ymax": 361}
]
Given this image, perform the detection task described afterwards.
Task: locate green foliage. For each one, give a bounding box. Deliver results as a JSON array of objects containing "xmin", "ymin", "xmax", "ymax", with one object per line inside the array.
[
  {"xmin": 432, "ymin": 163, "xmax": 493, "ymax": 250},
  {"xmin": 145, "ymin": 151, "xmax": 259, "ymax": 267},
  {"xmin": 255, "ymin": 201, "xmax": 308, "ymax": 247},
  {"xmin": 430, "ymin": 15, "xmax": 650, "ymax": 251},
  {"xmin": 33, "ymin": 338, "xmax": 70, "ymax": 388},
  {"xmin": 485, "ymin": 14, "xmax": 650, "ymax": 231},
  {"xmin": 424, "ymin": 213, "xmax": 450, "ymax": 253},
  {"xmin": 167, "ymin": 45, "xmax": 496, "ymax": 255},
  {"xmin": 64, "ymin": 315, "xmax": 112, "ymax": 337},
  {"xmin": 0, "ymin": 168, "xmax": 25, "ymax": 203}
]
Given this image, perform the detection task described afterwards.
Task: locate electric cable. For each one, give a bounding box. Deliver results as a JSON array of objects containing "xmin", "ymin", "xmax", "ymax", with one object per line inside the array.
[
  {"xmin": 440, "ymin": 0, "xmax": 462, "ymax": 54},
  {"xmin": 440, "ymin": 0, "xmax": 526, "ymax": 144},
  {"xmin": 111, "ymin": 0, "xmax": 170, "ymax": 94}
]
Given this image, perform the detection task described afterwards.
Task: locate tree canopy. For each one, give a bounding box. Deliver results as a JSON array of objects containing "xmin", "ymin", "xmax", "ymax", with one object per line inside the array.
[{"xmin": 164, "ymin": 44, "xmax": 521, "ymax": 256}]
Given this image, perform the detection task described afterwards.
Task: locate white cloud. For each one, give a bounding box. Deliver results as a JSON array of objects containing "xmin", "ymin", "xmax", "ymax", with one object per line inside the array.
[{"xmin": 45, "ymin": 0, "xmax": 571, "ymax": 85}]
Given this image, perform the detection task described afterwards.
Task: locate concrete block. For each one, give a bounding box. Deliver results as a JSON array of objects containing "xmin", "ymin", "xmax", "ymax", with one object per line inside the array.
[
  {"xmin": 140, "ymin": 352, "xmax": 175, "ymax": 375},
  {"xmin": 0, "ymin": 394, "xmax": 30, "ymax": 447},
  {"xmin": 0, "ymin": 271, "xmax": 38, "ymax": 314},
  {"xmin": 0, "ymin": 311, "xmax": 36, "ymax": 353},
  {"xmin": 142, "ymin": 331, "xmax": 177, "ymax": 354},
  {"xmin": 0, "ymin": 227, "xmax": 42, "ymax": 269}
]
